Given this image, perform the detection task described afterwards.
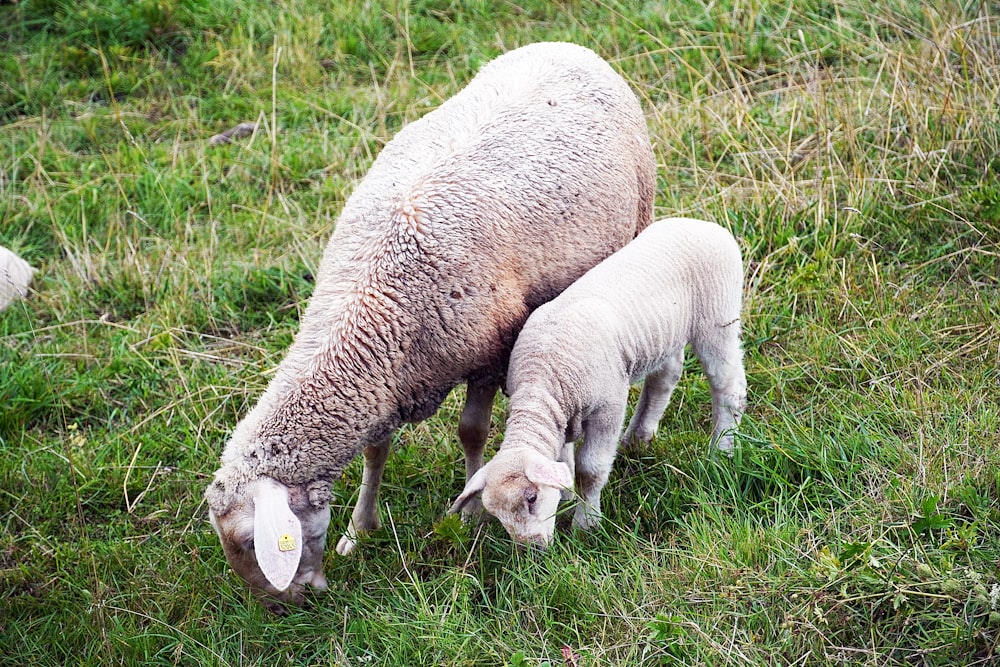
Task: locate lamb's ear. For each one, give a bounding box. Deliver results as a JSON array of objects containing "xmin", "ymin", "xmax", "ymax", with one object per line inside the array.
[
  {"xmin": 252, "ymin": 478, "xmax": 302, "ymax": 592},
  {"xmin": 449, "ymin": 465, "xmax": 490, "ymax": 514},
  {"xmin": 525, "ymin": 459, "xmax": 573, "ymax": 490}
]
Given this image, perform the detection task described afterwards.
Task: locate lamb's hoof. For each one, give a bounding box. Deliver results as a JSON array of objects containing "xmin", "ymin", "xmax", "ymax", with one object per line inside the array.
[
  {"xmin": 572, "ymin": 510, "xmax": 602, "ymax": 532},
  {"xmin": 335, "ymin": 534, "xmax": 358, "ymax": 556},
  {"xmin": 620, "ymin": 429, "xmax": 652, "ymax": 454}
]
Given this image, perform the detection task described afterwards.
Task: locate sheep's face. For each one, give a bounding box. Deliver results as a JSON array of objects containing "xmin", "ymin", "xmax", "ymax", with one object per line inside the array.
[
  {"xmin": 451, "ymin": 449, "xmax": 572, "ymax": 548},
  {"xmin": 208, "ymin": 476, "xmax": 330, "ymax": 613}
]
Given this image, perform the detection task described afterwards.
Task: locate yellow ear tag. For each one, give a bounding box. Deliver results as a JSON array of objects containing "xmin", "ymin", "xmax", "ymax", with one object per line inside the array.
[{"xmin": 278, "ymin": 533, "xmax": 297, "ymax": 552}]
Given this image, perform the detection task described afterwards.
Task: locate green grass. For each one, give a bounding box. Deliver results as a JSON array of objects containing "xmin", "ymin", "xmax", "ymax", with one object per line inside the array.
[{"xmin": 2, "ymin": 0, "xmax": 1000, "ymax": 664}]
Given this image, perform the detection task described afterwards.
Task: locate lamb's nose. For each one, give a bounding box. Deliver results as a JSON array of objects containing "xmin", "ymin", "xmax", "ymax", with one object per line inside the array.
[{"xmin": 514, "ymin": 534, "xmax": 551, "ymax": 551}]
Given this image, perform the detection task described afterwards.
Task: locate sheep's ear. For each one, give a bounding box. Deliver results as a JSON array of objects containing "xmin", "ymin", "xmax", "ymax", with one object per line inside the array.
[
  {"xmin": 449, "ymin": 465, "xmax": 490, "ymax": 514},
  {"xmin": 253, "ymin": 478, "xmax": 302, "ymax": 591},
  {"xmin": 525, "ymin": 459, "xmax": 573, "ymax": 490}
]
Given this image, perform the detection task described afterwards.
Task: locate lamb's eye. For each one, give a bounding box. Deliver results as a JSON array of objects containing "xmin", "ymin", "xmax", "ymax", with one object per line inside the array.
[{"xmin": 524, "ymin": 488, "xmax": 538, "ymax": 508}]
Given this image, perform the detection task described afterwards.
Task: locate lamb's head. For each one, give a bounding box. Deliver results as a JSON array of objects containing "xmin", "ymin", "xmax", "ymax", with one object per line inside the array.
[
  {"xmin": 450, "ymin": 448, "xmax": 572, "ymax": 548},
  {"xmin": 205, "ymin": 475, "xmax": 330, "ymax": 613}
]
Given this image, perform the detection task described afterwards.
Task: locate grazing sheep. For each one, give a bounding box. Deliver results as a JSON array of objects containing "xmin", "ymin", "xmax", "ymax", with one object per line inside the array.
[
  {"xmin": 450, "ymin": 217, "xmax": 746, "ymax": 547},
  {"xmin": 0, "ymin": 246, "xmax": 34, "ymax": 311},
  {"xmin": 204, "ymin": 41, "xmax": 655, "ymax": 611}
]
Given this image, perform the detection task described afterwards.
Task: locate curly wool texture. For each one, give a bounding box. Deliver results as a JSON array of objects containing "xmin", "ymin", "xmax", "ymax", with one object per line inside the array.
[{"xmin": 205, "ymin": 42, "xmax": 656, "ymax": 515}]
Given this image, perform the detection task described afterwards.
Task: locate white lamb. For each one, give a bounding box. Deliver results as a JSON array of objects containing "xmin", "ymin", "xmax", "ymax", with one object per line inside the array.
[
  {"xmin": 204, "ymin": 42, "xmax": 656, "ymax": 611},
  {"xmin": 450, "ymin": 217, "xmax": 747, "ymax": 547}
]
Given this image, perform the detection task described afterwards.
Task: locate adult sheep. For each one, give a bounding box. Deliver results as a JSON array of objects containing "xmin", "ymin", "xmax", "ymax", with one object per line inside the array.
[{"xmin": 204, "ymin": 41, "xmax": 655, "ymax": 611}]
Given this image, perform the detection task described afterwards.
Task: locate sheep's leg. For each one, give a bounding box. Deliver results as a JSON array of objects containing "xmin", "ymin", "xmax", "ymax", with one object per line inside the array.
[
  {"xmin": 573, "ymin": 397, "xmax": 628, "ymax": 531},
  {"xmin": 336, "ymin": 437, "xmax": 391, "ymax": 556},
  {"xmin": 457, "ymin": 381, "xmax": 498, "ymax": 521},
  {"xmin": 621, "ymin": 349, "xmax": 685, "ymax": 451},
  {"xmin": 695, "ymin": 328, "xmax": 746, "ymax": 454}
]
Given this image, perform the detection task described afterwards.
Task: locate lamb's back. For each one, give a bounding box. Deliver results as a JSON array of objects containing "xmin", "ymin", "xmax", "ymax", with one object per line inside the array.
[
  {"xmin": 555, "ymin": 218, "xmax": 741, "ymax": 320},
  {"xmin": 511, "ymin": 219, "xmax": 742, "ymax": 388}
]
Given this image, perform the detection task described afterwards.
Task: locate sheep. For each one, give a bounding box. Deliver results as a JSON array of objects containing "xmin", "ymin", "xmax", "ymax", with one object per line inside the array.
[
  {"xmin": 203, "ymin": 41, "xmax": 656, "ymax": 611},
  {"xmin": 0, "ymin": 246, "xmax": 35, "ymax": 311},
  {"xmin": 449, "ymin": 217, "xmax": 747, "ymax": 548}
]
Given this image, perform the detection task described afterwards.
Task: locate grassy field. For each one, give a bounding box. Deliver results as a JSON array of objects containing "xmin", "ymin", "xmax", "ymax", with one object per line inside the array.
[{"xmin": 2, "ymin": 0, "xmax": 999, "ymax": 664}]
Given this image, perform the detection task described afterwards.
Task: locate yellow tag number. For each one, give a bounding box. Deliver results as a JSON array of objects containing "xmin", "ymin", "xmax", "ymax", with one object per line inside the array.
[{"xmin": 278, "ymin": 534, "xmax": 297, "ymax": 552}]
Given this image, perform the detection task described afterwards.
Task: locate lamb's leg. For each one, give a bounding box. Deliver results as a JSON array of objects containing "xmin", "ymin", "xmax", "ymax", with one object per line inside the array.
[
  {"xmin": 336, "ymin": 437, "xmax": 391, "ymax": 556},
  {"xmin": 621, "ymin": 349, "xmax": 685, "ymax": 451},
  {"xmin": 457, "ymin": 381, "xmax": 498, "ymax": 521},
  {"xmin": 695, "ymin": 327, "xmax": 746, "ymax": 454},
  {"xmin": 573, "ymin": 398, "xmax": 628, "ymax": 531},
  {"xmin": 559, "ymin": 441, "xmax": 576, "ymax": 502}
]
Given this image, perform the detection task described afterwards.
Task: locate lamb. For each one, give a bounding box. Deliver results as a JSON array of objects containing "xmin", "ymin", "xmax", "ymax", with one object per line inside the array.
[
  {"xmin": 203, "ymin": 41, "xmax": 656, "ymax": 611},
  {"xmin": 450, "ymin": 217, "xmax": 747, "ymax": 547}
]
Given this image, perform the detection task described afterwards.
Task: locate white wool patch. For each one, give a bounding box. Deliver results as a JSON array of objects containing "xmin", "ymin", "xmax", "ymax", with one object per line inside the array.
[{"xmin": 0, "ymin": 246, "xmax": 35, "ymax": 311}]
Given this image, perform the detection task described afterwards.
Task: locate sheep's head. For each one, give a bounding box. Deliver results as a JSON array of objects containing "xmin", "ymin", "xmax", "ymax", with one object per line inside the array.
[
  {"xmin": 206, "ymin": 475, "xmax": 330, "ymax": 613},
  {"xmin": 450, "ymin": 448, "xmax": 572, "ymax": 548}
]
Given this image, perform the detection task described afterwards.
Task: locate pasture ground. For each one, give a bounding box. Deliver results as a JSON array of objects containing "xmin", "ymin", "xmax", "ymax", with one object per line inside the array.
[{"xmin": 2, "ymin": 1, "xmax": 999, "ymax": 664}]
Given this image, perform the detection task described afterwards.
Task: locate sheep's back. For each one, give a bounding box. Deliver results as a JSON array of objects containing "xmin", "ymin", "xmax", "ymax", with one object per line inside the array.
[{"xmin": 304, "ymin": 43, "xmax": 655, "ymax": 387}]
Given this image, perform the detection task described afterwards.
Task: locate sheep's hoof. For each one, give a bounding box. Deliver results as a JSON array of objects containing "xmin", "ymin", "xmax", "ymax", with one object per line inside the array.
[
  {"xmin": 713, "ymin": 434, "xmax": 736, "ymax": 457},
  {"xmin": 335, "ymin": 534, "xmax": 358, "ymax": 556}
]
